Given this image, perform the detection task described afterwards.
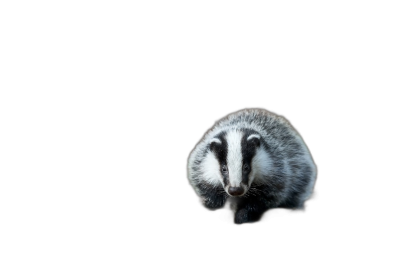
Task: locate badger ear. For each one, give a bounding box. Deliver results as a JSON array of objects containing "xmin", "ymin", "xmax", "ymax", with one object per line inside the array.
[
  {"xmin": 209, "ymin": 138, "xmax": 222, "ymax": 151},
  {"xmin": 247, "ymin": 134, "xmax": 260, "ymax": 147}
]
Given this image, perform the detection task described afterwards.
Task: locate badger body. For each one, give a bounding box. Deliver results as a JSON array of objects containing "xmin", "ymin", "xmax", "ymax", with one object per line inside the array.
[{"xmin": 187, "ymin": 108, "xmax": 317, "ymax": 224}]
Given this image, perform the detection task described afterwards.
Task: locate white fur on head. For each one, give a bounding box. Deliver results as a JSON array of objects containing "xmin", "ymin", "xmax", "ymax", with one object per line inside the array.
[
  {"xmin": 251, "ymin": 147, "xmax": 273, "ymax": 184},
  {"xmin": 247, "ymin": 134, "xmax": 260, "ymax": 141},
  {"xmin": 210, "ymin": 138, "xmax": 221, "ymax": 145},
  {"xmin": 200, "ymin": 152, "xmax": 222, "ymax": 185},
  {"xmin": 226, "ymin": 130, "xmax": 243, "ymax": 187}
]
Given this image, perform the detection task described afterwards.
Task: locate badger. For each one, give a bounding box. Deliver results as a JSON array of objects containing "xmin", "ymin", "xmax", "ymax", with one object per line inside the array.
[{"xmin": 187, "ymin": 108, "xmax": 317, "ymax": 224}]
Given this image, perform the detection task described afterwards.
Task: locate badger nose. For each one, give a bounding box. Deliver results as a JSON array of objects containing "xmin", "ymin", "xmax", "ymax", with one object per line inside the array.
[{"xmin": 228, "ymin": 186, "xmax": 245, "ymax": 196}]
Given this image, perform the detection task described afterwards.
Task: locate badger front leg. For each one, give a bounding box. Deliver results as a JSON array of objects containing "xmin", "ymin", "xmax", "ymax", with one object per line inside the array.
[
  {"xmin": 231, "ymin": 201, "xmax": 266, "ymax": 225},
  {"xmin": 233, "ymin": 208, "xmax": 260, "ymax": 225},
  {"xmin": 203, "ymin": 194, "xmax": 227, "ymax": 210}
]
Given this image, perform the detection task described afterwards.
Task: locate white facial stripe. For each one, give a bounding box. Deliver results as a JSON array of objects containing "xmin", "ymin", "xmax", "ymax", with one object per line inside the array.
[
  {"xmin": 201, "ymin": 152, "xmax": 222, "ymax": 185},
  {"xmin": 210, "ymin": 138, "xmax": 221, "ymax": 144},
  {"xmin": 226, "ymin": 130, "xmax": 243, "ymax": 187},
  {"xmin": 247, "ymin": 134, "xmax": 260, "ymax": 141}
]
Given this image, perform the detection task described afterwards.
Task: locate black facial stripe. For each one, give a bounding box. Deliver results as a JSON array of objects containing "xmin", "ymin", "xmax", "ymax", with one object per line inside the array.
[
  {"xmin": 209, "ymin": 132, "xmax": 229, "ymax": 186},
  {"xmin": 241, "ymin": 129, "xmax": 261, "ymax": 185}
]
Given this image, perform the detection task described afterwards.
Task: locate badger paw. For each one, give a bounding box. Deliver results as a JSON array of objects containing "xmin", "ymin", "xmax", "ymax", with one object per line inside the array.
[{"xmin": 234, "ymin": 209, "xmax": 262, "ymax": 224}]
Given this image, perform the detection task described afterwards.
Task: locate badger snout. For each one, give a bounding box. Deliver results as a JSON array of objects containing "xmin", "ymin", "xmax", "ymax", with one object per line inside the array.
[{"xmin": 227, "ymin": 186, "xmax": 245, "ymax": 197}]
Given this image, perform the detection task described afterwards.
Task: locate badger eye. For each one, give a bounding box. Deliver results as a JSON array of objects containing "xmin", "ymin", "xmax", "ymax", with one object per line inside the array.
[
  {"xmin": 221, "ymin": 165, "xmax": 228, "ymax": 174},
  {"xmin": 243, "ymin": 164, "xmax": 250, "ymax": 172}
]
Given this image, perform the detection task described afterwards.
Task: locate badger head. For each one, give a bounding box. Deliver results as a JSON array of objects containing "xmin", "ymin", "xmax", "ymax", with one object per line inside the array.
[{"xmin": 202, "ymin": 129, "xmax": 269, "ymax": 197}]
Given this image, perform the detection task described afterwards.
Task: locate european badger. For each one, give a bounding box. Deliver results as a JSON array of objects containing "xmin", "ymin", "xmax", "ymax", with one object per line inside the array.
[{"xmin": 187, "ymin": 108, "xmax": 316, "ymax": 224}]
